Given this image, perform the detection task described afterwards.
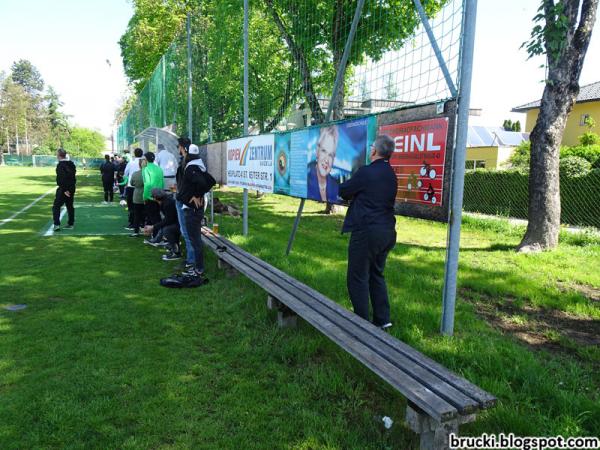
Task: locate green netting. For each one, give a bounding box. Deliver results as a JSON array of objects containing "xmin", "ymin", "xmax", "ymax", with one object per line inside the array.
[{"xmin": 116, "ymin": 0, "xmax": 463, "ymax": 151}]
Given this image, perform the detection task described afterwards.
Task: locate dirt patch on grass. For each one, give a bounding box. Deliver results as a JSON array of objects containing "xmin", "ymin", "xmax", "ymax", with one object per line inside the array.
[
  {"xmin": 557, "ymin": 281, "xmax": 600, "ymax": 303},
  {"xmin": 460, "ymin": 288, "xmax": 600, "ymax": 360}
]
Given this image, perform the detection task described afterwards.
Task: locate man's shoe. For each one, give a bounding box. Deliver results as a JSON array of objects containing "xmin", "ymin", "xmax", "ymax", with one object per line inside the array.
[
  {"xmin": 53, "ymin": 225, "xmax": 61, "ymax": 232},
  {"xmin": 162, "ymin": 252, "xmax": 182, "ymax": 261},
  {"xmin": 181, "ymin": 272, "xmax": 209, "ymax": 288},
  {"xmin": 63, "ymin": 224, "xmax": 74, "ymax": 230},
  {"xmin": 380, "ymin": 323, "xmax": 393, "ymax": 331},
  {"xmin": 124, "ymin": 226, "xmax": 134, "ymax": 231},
  {"xmin": 144, "ymin": 238, "xmax": 158, "ymax": 246},
  {"xmin": 129, "ymin": 232, "xmax": 140, "ymax": 237}
]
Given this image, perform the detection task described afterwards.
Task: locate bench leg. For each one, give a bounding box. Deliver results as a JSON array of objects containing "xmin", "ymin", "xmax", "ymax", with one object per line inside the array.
[
  {"xmin": 267, "ymin": 295, "xmax": 297, "ymax": 328},
  {"xmin": 406, "ymin": 404, "xmax": 460, "ymax": 450},
  {"xmin": 217, "ymin": 258, "xmax": 238, "ymax": 277}
]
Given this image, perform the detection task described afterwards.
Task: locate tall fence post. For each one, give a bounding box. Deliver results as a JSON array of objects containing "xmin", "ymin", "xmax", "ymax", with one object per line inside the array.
[
  {"xmin": 242, "ymin": 0, "xmax": 249, "ymax": 237},
  {"xmin": 209, "ymin": 116, "xmax": 214, "ymax": 226},
  {"xmin": 186, "ymin": 13, "xmax": 193, "ymax": 141},
  {"xmin": 441, "ymin": 0, "xmax": 477, "ymax": 336}
]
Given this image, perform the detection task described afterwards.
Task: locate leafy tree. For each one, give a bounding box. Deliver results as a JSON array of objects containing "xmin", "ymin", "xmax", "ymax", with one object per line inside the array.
[
  {"xmin": 44, "ymin": 86, "xmax": 71, "ymax": 149},
  {"xmin": 518, "ymin": 0, "xmax": 598, "ymax": 252},
  {"xmin": 503, "ymin": 119, "xmax": 521, "ymax": 132},
  {"xmin": 63, "ymin": 127, "xmax": 106, "ymax": 157},
  {"xmin": 11, "ymin": 59, "xmax": 44, "ymax": 96},
  {"xmin": 559, "ymin": 155, "xmax": 592, "ymax": 177},
  {"xmin": 508, "ymin": 141, "xmax": 531, "ymax": 170}
]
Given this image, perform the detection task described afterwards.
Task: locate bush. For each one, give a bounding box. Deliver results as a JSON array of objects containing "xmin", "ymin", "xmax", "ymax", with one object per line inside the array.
[
  {"xmin": 560, "ymin": 144, "xmax": 600, "ymax": 168},
  {"xmin": 579, "ymin": 131, "xmax": 600, "ymax": 146},
  {"xmin": 508, "ymin": 141, "xmax": 530, "ymax": 169},
  {"xmin": 560, "ymin": 156, "xmax": 592, "ymax": 177}
]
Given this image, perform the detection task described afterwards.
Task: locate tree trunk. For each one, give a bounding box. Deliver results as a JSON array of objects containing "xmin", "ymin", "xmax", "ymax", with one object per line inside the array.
[{"xmin": 518, "ymin": 0, "xmax": 598, "ymax": 252}]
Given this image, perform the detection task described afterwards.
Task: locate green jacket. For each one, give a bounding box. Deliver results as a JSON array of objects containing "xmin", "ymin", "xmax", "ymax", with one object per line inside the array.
[
  {"xmin": 142, "ymin": 163, "xmax": 164, "ymax": 201},
  {"xmin": 131, "ymin": 170, "xmax": 145, "ymax": 204}
]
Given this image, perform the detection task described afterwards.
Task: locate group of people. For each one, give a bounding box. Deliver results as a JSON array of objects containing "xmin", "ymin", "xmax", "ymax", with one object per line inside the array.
[{"xmin": 52, "ymin": 133, "xmax": 399, "ymax": 327}]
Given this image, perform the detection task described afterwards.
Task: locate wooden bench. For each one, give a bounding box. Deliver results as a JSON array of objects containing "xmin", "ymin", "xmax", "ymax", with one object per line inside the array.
[{"xmin": 201, "ymin": 227, "xmax": 496, "ymax": 450}]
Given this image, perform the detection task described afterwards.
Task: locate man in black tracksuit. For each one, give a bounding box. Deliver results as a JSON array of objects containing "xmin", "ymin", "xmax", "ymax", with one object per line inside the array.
[
  {"xmin": 175, "ymin": 144, "xmax": 215, "ymax": 285},
  {"xmin": 339, "ymin": 135, "xmax": 398, "ymax": 329},
  {"xmin": 100, "ymin": 154, "xmax": 116, "ymax": 202},
  {"xmin": 53, "ymin": 148, "xmax": 77, "ymax": 231}
]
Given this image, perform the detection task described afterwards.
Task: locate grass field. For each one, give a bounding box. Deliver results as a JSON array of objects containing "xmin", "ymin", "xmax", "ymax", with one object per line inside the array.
[{"xmin": 0, "ymin": 166, "xmax": 599, "ymax": 449}]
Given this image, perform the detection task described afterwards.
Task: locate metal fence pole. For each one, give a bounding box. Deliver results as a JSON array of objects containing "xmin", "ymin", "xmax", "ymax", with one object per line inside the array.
[
  {"xmin": 440, "ymin": 0, "xmax": 477, "ymax": 336},
  {"xmin": 186, "ymin": 13, "xmax": 193, "ymax": 141},
  {"xmin": 209, "ymin": 116, "xmax": 214, "ymax": 226},
  {"xmin": 242, "ymin": 0, "xmax": 249, "ymax": 236}
]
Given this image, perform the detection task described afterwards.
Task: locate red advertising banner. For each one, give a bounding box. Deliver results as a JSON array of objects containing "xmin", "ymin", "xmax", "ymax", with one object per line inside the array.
[{"xmin": 380, "ymin": 118, "xmax": 449, "ymax": 207}]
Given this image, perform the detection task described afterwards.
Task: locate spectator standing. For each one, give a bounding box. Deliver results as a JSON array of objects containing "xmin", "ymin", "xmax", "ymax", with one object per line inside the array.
[
  {"xmin": 123, "ymin": 148, "xmax": 143, "ymax": 229},
  {"xmin": 156, "ymin": 143, "xmax": 178, "ymax": 191},
  {"xmin": 142, "ymin": 152, "xmax": 164, "ymax": 237},
  {"xmin": 52, "ymin": 148, "xmax": 77, "ymax": 232},
  {"xmin": 174, "ymin": 137, "xmax": 195, "ymax": 270},
  {"xmin": 130, "ymin": 158, "xmax": 146, "ymax": 237},
  {"xmin": 339, "ymin": 135, "xmax": 398, "ymax": 330},
  {"xmin": 100, "ymin": 154, "xmax": 116, "ymax": 203}
]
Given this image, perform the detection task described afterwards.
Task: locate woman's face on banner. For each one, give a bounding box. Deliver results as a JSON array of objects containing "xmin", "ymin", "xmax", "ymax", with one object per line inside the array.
[{"xmin": 317, "ymin": 132, "xmax": 336, "ymax": 178}]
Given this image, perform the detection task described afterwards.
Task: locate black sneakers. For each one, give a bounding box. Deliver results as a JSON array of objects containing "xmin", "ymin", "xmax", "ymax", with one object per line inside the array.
[
  {"xmin": 159, "ymin": 270, "xmax": 208, "ymax": 288},
  {"xmin": 162, "ymin": 252, "xmax": 182, "ymax": 261}
]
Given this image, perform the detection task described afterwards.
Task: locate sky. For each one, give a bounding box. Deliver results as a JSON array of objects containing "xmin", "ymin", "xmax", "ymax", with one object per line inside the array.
[{"xmin": 0, "ymin": 0, "xmax": 599, "ymax": 139}]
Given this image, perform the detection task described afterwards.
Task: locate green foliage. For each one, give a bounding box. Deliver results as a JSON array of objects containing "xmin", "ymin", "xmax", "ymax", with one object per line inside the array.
[
  {"xmin": 463, "ymin": 169, "xmax": 600, "ymax": 227},
  {"xmin": 10, "ymin": 59, "xmax": 44, "ymax": 95},
  {"xmin": 62, "ymin": 127, "xmax": 106, "ymax": 157},
  {"xmin": 559, "ymin": 155, "xmax": 592, "ymax": 177},
  {"xmin": 508, "ymin": 141, "xmax": 530, "ymax": 169},
  {"xmin": 583, "ymin": 115, "xmax": 596, "ymax": 129},
  {"xmin": 522, "ymin": 1, "xmax": 570, "ymax": 61},
  {"xmin": 579, "ymin": 131, "xmax": 600, "ymax": 146},
  {"xmin": 503, "ymin": 119, "xmax": 522, "ymax": 132},
  {"xmin": 560, "ymin": 144, "xmax": 600, "ymax": 167}
]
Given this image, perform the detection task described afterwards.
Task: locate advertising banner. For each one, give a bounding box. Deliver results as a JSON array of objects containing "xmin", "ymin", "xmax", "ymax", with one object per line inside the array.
[
  {"xmin": 273, "ymin": 116, "xmax": 375, "ymax": 204},
  {"xmin": 226, "ymin": 134, "xmax": 275, "ymax": 193},
  {"xmin": 379, "ymin": 118, "xmax": 449, "ymax": 207}
]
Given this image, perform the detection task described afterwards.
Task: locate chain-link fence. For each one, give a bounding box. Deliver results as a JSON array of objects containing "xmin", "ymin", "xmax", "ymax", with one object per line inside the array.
[
  {"xmin": 463, "ymin": 169, "xmax": 600, "ymax": 228},
  {"xmin": 116, "ymin": 0, "xmax": 463, "ymax": 150},
  {"xmin": 1, "ymin": 154, "xmax": 105, "ymax": 169}
]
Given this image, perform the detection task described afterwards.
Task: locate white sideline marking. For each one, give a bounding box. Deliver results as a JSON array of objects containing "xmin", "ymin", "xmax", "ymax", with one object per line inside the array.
[
  {"xmin": 44, "ymin": 208, "xmax": 66, "ymax": 236},
  {"xmin": 0, "ymin": 188, "xmax": 55, "ymax": 227}
]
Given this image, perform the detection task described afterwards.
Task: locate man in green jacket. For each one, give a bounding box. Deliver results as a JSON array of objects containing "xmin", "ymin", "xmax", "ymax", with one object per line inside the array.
[{"xmin": 142, "ymin": 152, "xmax": 164, "ymax": 239}]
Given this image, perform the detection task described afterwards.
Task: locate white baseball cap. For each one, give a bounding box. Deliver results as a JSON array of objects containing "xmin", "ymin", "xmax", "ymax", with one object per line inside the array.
[{"xmin": 188, "ymin": 144, "xmax": 200, "ymax": 155}]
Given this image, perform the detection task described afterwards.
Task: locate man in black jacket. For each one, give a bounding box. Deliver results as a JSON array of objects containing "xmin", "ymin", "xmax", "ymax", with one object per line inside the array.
[
  {"xmin": 100, "ymin": 154, "xmax": 116, "ymax": 203},
  {"xmin": 52, "ymin": 148, "xmax": 77, "ymax": 231},
  {"xmin": 175, "ymin": 143, "xmax": 215, "ymax": 286},
  {"xmin": 339, "ymin": 135, "xmax": 397, "ymax": 330}
]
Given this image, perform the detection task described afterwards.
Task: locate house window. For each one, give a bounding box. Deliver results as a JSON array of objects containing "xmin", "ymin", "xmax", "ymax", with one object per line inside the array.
[
  {"xmin": 475, "ymin": 160, "xmax": 486, "ymax": 169},
  {"xmin": 580, "ymin": 114, "xmax": 590, "ymax": 126}
]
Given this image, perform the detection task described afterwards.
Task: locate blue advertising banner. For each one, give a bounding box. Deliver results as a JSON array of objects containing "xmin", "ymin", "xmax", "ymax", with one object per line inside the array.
[{"xmin": 274, "ymin": 116, "xmax": 375, "ymax": 204}]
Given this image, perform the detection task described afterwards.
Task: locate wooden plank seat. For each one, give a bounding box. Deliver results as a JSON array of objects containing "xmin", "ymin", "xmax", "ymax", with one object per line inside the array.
[{"xmin": 201, "ymin": 227, "xmax": 496, "ymax": 450}]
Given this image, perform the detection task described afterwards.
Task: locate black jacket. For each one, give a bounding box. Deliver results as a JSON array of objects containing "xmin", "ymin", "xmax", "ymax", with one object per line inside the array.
[
  {"xmin": 339, "ymin": 159, "xmax": 397, "ymax": 233},
  {"xmin": 100, "ymin": 161, "xmax": 115, "ymax": 181},
  {"xmin": 56, "ymin": 160, "xmax": 77, "ymax": 193},
  {"xmin": 176, "ymin": 158, "xmax": 215, "ymax": 207},
  {"xmin": 154, "ymin": 196, "xmax": 178, "ymax": 231}
]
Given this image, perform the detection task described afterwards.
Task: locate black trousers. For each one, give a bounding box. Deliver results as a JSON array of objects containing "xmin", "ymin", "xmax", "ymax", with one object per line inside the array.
[
  {"xmin": 132, "ymin": 203, "xmax": 145, "ymax": 233},
  {"xmin": 144, "ymin": 200, "xmax": 161, "ymax": 236},
  {"xmin": 347, "ymin": 228, "xmax": 396, "ymax": 326},
  {"xmin": 102, "ymin": 179, "xmax": 114, "ymax": 202},
  {"xmin": 184, "ymin": 207, "xmax": 205, "ymax": 273},
  {"xmin": 162, "ymin": 223, "xmax": 181, "ymax": 246},
  {"xmin": 125, "ymin": 187, "xmax": 134, "ymax": 226},
  {"xmin": 52, "ymin": 188, "xmax": 75, "ymax": 226}
]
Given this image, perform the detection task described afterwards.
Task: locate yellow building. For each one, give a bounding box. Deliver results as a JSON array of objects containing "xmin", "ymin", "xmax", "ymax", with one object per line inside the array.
[
  {"xmin": 466, "ymin": 126, "xmax": 529, "ymax": 170},
  {"xmin": 512, "ymin": 81, "xmax": 600, "ymax": 146}
]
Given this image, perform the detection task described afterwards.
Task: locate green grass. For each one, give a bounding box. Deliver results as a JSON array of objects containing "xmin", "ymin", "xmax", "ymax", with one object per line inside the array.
[{"xmin": 0, "ymin": 166, "xmax": 599, "ymax": 449}]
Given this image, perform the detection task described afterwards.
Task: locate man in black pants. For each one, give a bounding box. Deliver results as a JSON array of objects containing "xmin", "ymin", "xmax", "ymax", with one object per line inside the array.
[
  {"xmin": 52, "ymin": 148, "xmax": 77, "ymax": 232},
  {"xmin": 339, "ymin": 135, "xmax": 398, "ymax": 330},
  {"xmin": 123, "ymin": 148, "xmax": 144, "ymax": 229},
  {"xmin": 100, "ymin": 154, "xmax": 116, "ymax": 203},
  {"xmin": 144, "ymin": 188, "xmax": 181, "ymax": 260},
  {"xmin": 174, "ymin": 144, "xmax": 215, "ymax": 286}
]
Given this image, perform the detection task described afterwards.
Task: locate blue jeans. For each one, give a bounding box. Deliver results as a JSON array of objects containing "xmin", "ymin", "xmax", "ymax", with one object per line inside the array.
[{"xmin": 176, "ymin": 200, "xmax": 195, "ymax": 265}]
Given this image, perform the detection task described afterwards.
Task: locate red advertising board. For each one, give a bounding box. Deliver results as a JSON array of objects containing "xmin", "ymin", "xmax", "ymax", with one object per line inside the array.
[{"xmin": 380, "ymin": 118, "xmax": 449, "ymax": 207}]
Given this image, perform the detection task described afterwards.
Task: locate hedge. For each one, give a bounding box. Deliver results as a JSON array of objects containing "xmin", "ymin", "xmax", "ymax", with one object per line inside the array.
[{"xmin": 463, "ymin": 169, "xmax": 600, "ymax": 228}]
